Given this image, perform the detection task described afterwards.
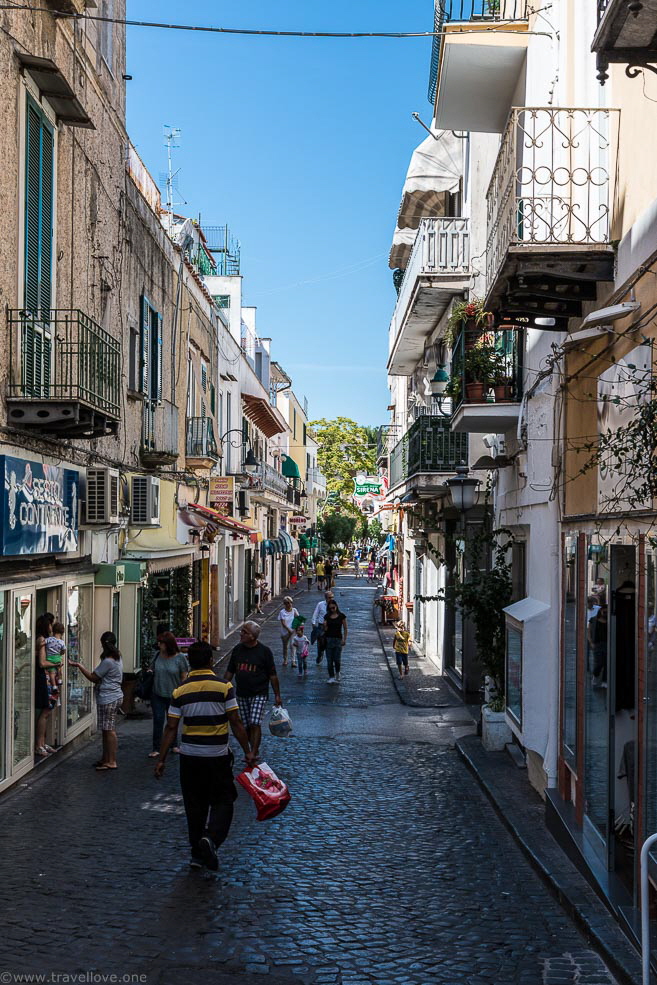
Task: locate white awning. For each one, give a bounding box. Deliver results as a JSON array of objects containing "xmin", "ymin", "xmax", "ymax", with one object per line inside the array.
[{"xmin": 389, "ymin": 129, "xmax": 463, "ymax": 270}]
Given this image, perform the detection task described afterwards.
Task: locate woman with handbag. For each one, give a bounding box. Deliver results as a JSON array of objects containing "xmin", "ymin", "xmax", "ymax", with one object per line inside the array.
[{"xmin": 148, "ymin": 632, "xmax": 189, "ymax": 757}]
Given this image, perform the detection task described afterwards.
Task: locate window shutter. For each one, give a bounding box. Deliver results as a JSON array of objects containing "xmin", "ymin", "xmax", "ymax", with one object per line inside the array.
[
  {"xmin": 24, "ymin": 97, "xmax": 54, "ymax": 322},
  {"xmin": 155, "ymin": 312, "xmax": 163, "ymax": 403},
  {"xmin": 210, "ymin": 382, "xmax": 216, "ymax": 416},
  {"xmin": 140, "ymin": 295, "xmax": 150, "ymax": 395},
  {"xmin": 21, "ymin": 320, "xmax": 35, "ymax": 396},
  {"xmin": 40, "ymin": 123, "xmax": 54, "ymax": 315}
]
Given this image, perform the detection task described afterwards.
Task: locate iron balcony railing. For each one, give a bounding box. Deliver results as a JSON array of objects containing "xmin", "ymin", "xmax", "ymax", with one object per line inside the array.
[
  {"xmin": 389, "ymin": 415, "xmax": 468, "ymax": 489},
  {"xmin": 450, "ymin": 326, "xmax": 523, "ymax": 414},
  {"xmin": 186, "ymin": 417, "xmax": 219, "ymax": 460},
  {"xmin": 486, "ymin": 107, "xmax": 618, "ymax": 287},
  {"xmin": 306, "ymin": 467, "xmax": 327, "ymax": 492},
  {"xmin": 377, "ymin": 424, "xmax": 401, "ymax": 462},
  {"xmin": 142, "ymin": 400, "xmax": 179, "ymax": 460},
  {"xmin": 7, "ymin": 308, "xmax": 121, "ymax": 418},
  {"xmin": 255, "ymin": 461, "xmax": 290, "ymax": 499},
  {"xmin": 393, "ymin": 218, "xmax": 470, "ymax": 333},
  {"xmin": 428, "ymin": 0, "xmax": 530, "ymax": 103}
]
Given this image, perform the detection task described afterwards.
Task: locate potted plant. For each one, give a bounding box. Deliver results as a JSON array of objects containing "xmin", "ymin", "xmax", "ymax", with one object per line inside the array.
[
  {"xmin": 493, "ymin": 353, "xmax": 513, "ymax": 402},
  {"xmin": 445, "ymin": 297, "xmax": 493, "ymax": 350},
  {"xmin": 464, "ymin": 340, "xmax": 497, "ymax": 401}
]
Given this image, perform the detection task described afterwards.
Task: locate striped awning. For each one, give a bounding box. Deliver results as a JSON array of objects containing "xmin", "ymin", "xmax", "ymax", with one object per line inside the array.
[
  {"xmin": 260, "ymin": 539, "xmax": 276, "ymax": 557},
  {"xmin": 278, "ymin": 530, "xmax": 294, "ymax": 554}
]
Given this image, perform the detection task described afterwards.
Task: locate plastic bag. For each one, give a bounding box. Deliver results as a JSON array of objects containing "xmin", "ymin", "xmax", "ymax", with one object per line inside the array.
[
  {"xmin": 291, "ymin": 615, "xmax": 306, "ymax": 630},
  {"xmin": 236, "ymin": 762, "xmax": 291, "ymax": 821},
  {"xmin": 268, "ymin": 706, "xmax": 293, "ymax": 737}
]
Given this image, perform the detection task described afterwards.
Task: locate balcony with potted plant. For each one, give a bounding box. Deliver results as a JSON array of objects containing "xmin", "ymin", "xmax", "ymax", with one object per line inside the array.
[{"xmin": 449, "ymin": 325, "xmax": 523, "ymax": 433}]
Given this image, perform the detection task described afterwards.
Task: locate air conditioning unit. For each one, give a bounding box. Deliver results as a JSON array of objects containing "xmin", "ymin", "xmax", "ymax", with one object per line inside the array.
[
  {"xmin": 85, "ymin": 468, "xmax": 120, "ymax": 525},
  {"xmin": 131, "ymin": 475, "xmax": 160, "ymax": 526}
]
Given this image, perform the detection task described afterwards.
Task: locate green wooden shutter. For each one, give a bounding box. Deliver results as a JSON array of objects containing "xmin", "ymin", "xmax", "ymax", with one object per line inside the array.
[
  {"xmin": 155, "ymin": 312, "xmax": 163, "ymax": 403},
  {"xmin": 40, "ymin": 123, "xmax": 54, "ymax": 315},
  {"xmin": 140, "ymin": 295, "xmax": 150, "ymax": 395},
  {"xmin": 210, "ymin": 382, "xmax": 216, "ymax": 416},
  {"xmin": 24, "ymin": 96, "xmax": 54, "ymax": 321}
]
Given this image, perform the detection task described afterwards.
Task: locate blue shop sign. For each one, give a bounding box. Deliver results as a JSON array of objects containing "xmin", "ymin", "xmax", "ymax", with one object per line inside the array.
[{"xmin": 0, "ymin": 456, "xmax": 79, "ymax": 556}]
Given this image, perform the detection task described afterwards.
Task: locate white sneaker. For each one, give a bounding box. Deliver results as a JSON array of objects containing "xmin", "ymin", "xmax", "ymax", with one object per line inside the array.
[
  {"xmin": 327, "ymin": 677, "xmax": 336, "ymax": 684},
  {"xmin": 335, "ymin": 673, "xmax": 341, "ymax": 682},
  {"xmin": 291, "ymin": 660, "xmax": 297, "ymax": 668}
]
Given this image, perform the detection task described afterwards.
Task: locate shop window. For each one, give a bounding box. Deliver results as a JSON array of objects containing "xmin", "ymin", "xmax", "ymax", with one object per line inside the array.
[
  {"xmin": 562, "ymin": 536, "xmax": 578, "ymax": 767},
  {"xmin": 506, "ymin": 625, "xmax": 522, "ymax": 725},
  {"xmin": 13, "ymin": 592, "xmax": 34, "ymax": 767},
  {"xmin": 0, "ymin": 594, "xmax": 5, "ymax": 781},
  {"xmin": 646, "ymin": 549, "xmax": 657, "ymax": 859},
  {"xmin": 66, "ymin": 584, "xmax": 93, "ymax": 732}
]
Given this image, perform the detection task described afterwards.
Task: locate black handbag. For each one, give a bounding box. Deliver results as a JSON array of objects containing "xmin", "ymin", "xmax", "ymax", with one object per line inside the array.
[{"xmin": 135, "ymin": 661, "xmax": 156, "ymax": 701}]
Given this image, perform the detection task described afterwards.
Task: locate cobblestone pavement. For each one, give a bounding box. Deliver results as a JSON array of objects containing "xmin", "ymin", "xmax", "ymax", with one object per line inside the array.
[{"xmin": 0, "ymin": 575, "xmax": 624, "ymax": 985}]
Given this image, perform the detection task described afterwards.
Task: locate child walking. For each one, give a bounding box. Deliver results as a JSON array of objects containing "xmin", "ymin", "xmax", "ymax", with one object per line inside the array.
[
  {"xmin": 393, "ymin": 621, "xmax": 411, "ymax": 679},
  {"xmin": 45, "ymin": 621, "xmax": 66, "ymax": 694},
  {"xmin": 291, "ymin": 624, "xmax": 310, "ymax": 678}
]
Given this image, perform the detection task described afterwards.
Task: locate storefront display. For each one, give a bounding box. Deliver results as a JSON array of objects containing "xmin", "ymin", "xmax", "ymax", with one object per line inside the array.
[
  {"xmin": 66, "ymin": 584, "xmax": 93, "ymax": 732},
  {"xmin": 12, "ymin": 592, "xmax": 33, "ymax": 767}
]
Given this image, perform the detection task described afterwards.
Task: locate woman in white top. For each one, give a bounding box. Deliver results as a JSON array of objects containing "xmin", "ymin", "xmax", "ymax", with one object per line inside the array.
[{"xmin": 278, "ymin": 595, "xmax": 299, "ymax": 667}]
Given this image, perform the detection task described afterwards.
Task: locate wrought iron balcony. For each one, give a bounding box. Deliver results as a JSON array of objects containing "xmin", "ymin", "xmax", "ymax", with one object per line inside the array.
[
  {"xmin": 141, "ymin": 400, "xmax": 179, "ymax": 467},
  {"xmin": 485, "ymin": 107, "xmax": 618, "ymax": 318},
  {"xmin": 251, "ymin": 461, "xmax": 290, "ymax": 502},
  {"xmin": 449, "ymin": 325, "xmax": 523, "ymax": 433},
  {"xmin": 7, "ymin": 309, "xmax": 121, "ymax": 438},
  {"xmin": 185, "ymin": 417, "xmax": 219, "ymax": 467},
  {"xmin": 428, "ymin": 1, "xmax": 530, "ymax": 109},
  {"xmin": 306, "ymin": 467, "xmax": 327, "ymax": 494},
  {"xmin": 389, "ymin": 415, "xmax": 468, "ymax": 491},
  {"xmin": 388, "ymin": 217, "xmax": 470, "ymax": 375},
  {"xmin": 377, "ymin": 425, "xmax": 401, "ymax": 464},
  {"xmin": 593, "ymin": 0, "xmax": 657, "ymax": 84}
]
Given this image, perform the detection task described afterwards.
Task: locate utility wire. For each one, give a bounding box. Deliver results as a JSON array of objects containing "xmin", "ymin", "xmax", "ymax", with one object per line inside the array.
[{"xmin": 0, "ymin": 5, "xmax": 552, "ymax": 40}]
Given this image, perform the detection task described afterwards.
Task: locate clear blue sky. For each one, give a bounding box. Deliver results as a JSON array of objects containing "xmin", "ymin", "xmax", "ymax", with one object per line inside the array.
[{"xmin": 126, "ymin": 1, "xmax": 432, "ymax": 427}]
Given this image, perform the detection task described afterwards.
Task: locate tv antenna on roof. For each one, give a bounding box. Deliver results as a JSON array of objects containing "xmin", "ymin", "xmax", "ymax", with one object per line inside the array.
[{"xmin": 162, "ymin": 125, "xmax": 187, "ymax": 234}]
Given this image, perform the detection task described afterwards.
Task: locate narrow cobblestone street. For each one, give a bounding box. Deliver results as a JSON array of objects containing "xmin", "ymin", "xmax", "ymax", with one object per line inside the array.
[{"xmin": 0, "ymin": 577, "xmax": 624, "ymax": 985}]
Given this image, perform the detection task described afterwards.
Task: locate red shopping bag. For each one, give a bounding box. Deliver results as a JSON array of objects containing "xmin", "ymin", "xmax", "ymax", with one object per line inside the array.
[{"xmin": 236, "ymin": 762, "xmax": 291, "ymax": 821}]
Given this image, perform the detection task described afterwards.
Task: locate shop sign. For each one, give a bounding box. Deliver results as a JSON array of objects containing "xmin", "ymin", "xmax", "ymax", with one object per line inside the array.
[
  {"xmin": 290, "ymin": 515, "xmax": 306, "ymax": 525},
  {"xmin": 209, "ymin": 476, "xmax": 234, "ymax": 515},
  {"xmin": 0, "ymin": 455, "xmax": 79, "ymax": 556},
  {"xmin": 353, "ymin": 473, "xmax": 384, "ymax": 498}
]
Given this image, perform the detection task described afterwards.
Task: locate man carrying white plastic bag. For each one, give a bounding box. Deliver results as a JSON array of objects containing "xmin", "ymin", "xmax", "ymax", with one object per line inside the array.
[{"xmin": 269, "ymin": 706, "xmax": 293, "ymax": 737}]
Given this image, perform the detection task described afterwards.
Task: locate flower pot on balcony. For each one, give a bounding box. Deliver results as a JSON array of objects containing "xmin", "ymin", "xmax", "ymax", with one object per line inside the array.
[
  {"xmin": 465, "ymin": 382, "xmax": 486, "ymax": 402},
  {"xmin": 494, "ymin": 384, "xmax": 513, "ymax": 402}
]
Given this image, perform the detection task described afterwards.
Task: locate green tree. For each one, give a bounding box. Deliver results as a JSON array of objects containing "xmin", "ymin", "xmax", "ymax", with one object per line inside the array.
[
  {"xmin": 309, "ymin": 417, "xmax": 377, "ymax": 503},
  {"xmin": 318, "ymin": 512, "xmax": 357, "ymax": 549},
  {"xmin": 367, "ymin": 518, "xmax": 385, "ymax": 545}
]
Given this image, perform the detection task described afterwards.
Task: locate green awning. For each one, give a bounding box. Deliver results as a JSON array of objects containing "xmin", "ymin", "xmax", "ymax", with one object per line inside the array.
[
  {"xmin": 281, "ymin": 454, "xmax": 301, "ymax": 480},
  {"xmin": 299, "ymin": 534, "xmax": 310, "ymax": 549}
]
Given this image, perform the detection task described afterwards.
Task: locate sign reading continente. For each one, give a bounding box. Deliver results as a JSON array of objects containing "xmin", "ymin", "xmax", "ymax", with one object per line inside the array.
[
  {"xmin": 0, "ymin": 456, "xmax": 79, "ymax": 555},
  {"xmin": 353, "ymin": 473, "xmax": 384, "ymax": 498}
]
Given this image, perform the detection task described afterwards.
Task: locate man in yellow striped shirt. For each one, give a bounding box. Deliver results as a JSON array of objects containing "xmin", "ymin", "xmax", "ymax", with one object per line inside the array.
[{"xmin": 155, "ymin": 641, "xmax": 255, "ymax": 871}]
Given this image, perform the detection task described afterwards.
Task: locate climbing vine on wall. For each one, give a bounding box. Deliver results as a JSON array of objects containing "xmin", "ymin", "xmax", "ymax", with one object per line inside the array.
[{"xmin": 171, "ymin": 565, "xmax": 192, "ymax": 636}]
